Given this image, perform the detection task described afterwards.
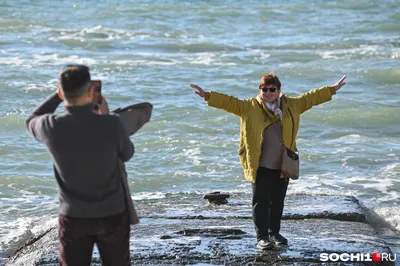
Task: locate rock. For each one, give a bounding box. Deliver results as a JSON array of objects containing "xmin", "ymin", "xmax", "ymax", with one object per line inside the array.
[
  {"xmin": 6, "ymin": 193, "xmax": 395, "ymax": 266},
  {"xmin": 203, "ymin": 191, "xmax": 230, "ymax": 204}
]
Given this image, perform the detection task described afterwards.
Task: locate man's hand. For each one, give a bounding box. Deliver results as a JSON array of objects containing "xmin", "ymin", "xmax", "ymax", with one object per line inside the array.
[
  {"xmin": 190, "ymin": 84, "xmax": 205, "ymax": 99},
  {"xmin": 333, "ymin": 75, "xmax": 347, "ymax": 91},
  {"xmin": 98, "ymin": 96, "xmax": 109, "ymax": 114}
]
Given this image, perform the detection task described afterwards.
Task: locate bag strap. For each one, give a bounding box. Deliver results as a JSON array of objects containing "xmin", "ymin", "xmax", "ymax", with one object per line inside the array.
[{"xmin": 269, "ymin": 119, "xmax": 286, "ymax": 148}]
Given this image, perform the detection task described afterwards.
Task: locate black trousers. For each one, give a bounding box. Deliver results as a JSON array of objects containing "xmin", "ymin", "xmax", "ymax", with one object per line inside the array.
[
  {"xmin": 58, "ymin": 211, "xmax": 130, "ymax": 266},
  {"xmin": 252, "ymin": 167, "xmax": 289, "ymax": 241}
]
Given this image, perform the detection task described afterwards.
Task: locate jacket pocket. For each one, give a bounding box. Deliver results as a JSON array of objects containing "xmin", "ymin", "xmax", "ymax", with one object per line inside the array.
[{"xmin": 238, "ymin": 146, "xmax": 248, "ymax": 169}]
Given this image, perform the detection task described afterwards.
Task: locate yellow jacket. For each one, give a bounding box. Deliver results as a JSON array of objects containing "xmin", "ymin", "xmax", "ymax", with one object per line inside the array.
[{"xmin": 205, "ymin": 85, "xmax": 337, "ymax": 183}]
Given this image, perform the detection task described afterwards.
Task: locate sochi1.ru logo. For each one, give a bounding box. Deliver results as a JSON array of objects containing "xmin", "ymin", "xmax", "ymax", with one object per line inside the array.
[{"xmin": 320, "ymin": 252, "xmax": 396, "ymax": 262}]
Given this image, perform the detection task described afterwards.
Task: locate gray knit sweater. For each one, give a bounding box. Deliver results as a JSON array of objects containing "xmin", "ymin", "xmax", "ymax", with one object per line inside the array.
[{"xmin": 26, "ymin": 92, "xmax": 134, "ymax": 218}]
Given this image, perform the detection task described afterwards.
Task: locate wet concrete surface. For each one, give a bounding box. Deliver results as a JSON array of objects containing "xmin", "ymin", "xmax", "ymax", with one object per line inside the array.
[
  {"xmin": 6, "ymin": 193, "xmax": 395, "ymax": 265},
  {"xmin": 137, "ymin": 193, "xmax": 367, "ymax": 222}
]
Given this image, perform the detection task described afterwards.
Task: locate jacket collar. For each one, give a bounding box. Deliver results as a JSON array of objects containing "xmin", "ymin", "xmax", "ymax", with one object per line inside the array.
[
  {"xmin": 64, "ymin": 103, "xmax": 96, "ymax": 114},
  {"xmin": 255, "ymin": 94, "xmax": 268, "ymax": 113},
  {"xmin": 256, "ymin": 93, "xmax": 283, "ymax": 109},
  {"xmin": 279, "ymin": 94, "xmax": 289, "ymax": 115},
  {"xmin": 255, "ymin": 94, "xmax": 290, "ymax": 116}
]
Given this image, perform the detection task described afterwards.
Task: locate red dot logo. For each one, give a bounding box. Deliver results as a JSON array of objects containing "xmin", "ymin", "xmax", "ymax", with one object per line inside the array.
[{"xmin": 372, "ymin": 253, "xmax": 381, "ymax": 262}]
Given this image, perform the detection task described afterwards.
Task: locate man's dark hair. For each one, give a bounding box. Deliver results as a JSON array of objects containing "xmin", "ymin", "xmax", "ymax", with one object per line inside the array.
[{"xmin": 59, "ymin": 65, "xmax": 91, "ymax": 99}]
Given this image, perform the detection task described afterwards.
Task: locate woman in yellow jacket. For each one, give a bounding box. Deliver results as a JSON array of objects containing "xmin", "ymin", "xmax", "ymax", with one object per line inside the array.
[{"xmin": 190, "ymin": 73, "xmax": 346, "ymax": 250}]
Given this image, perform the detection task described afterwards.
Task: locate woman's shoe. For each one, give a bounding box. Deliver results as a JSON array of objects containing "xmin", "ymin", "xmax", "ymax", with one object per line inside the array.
[
  {"xmin": 257, "ymin": 238, "xmax": 274, "ymax": 250},
  {"xmin": 269, "ymin": 233, "xmax": 288, "ymax": 246}
]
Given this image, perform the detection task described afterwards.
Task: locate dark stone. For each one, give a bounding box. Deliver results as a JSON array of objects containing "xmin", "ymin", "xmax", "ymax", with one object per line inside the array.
[
  {"xmin": 203, "ymin": 191, "xmax": 230, "ymax": 204},
  {"xmin": 176, "ymin": 228, "xmax": 246, "ymax": 237},
  {"xmin": 159, "ymin": 235, "xmax": 173, "ymax": 240}
]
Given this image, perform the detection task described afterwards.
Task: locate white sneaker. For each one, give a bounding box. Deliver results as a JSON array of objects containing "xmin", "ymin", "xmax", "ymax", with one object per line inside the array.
[{"xmin": 257, "ymin": 239, "xmax": 273, "ymax": 250}]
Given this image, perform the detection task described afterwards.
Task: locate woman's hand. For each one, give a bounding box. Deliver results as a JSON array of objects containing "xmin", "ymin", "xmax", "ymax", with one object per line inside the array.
[
  {"xmin": 190, "ymin": 84, "xmax": 205, "ymax": 99},
  {"xmin": 333, "ymin": 75, "xmax": 347, "ymax": 91}
]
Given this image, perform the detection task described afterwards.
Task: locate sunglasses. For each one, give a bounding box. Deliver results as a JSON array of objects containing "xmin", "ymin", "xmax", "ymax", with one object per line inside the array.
[{"xmin": 260, "ymin": 86, "xmax": 279, "ymax": 93}]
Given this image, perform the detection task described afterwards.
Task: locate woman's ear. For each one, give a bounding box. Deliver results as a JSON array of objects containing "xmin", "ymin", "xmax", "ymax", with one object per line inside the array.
[{"xmin": 57, "ymin": 88, "xmax": 64, "ymax": 101}]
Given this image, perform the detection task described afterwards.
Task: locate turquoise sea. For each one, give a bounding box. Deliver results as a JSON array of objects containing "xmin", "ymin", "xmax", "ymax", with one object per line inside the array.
[{"xmin": 0, "ymin": 0, "xmax": 399, "ymax": 264}]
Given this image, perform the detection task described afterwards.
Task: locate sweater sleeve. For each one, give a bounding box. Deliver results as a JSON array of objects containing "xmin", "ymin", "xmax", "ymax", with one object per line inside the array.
[
  {"xmin": 205, "ymin": 91, "xmax": 249, "ymax": 117},
  {"xmin": 292, "ymin": 85, "xmax": 336, "ymax": 114},
  {"xmin": 25, "ymin": 92, "xmax": 63, "ymax": 142}
]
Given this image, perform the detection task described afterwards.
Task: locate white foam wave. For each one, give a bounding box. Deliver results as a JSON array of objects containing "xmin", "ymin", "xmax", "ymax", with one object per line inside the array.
[
  {"xmin": 0, "ymin": 57, "xmax": 28, "ymax": 67},
  {"xmin": 319, "ymin": 52, "xmax": 340, "ymax": 59},
  {"xmin": 48, "ymin": 25, "xmax": 134, "ymax": 42},
  {"xmin": 287, "ymin": 182, "xmax": 355, "ymax": 198},
  {"xmin": 173, "ymin": 171, "xmax": 202, "ymax": 177},
  {"xmin": 0, "ymin": 54, "xmax": 98, "ymax": 70},
  {"xmin": 0, "ymin": 216, "xmax": 57, "ymax": 257},
  {"xmin": 176, "ymin": 147, "xmax": 202, "ymax": 165},
  {"xmin": 134, "ymin": 184, "xmax": 358, "ymax": 200},
  {"xmin": 130, "ymin": 189, "xmax": 252, "ymax": 202},
  {"xmin": 381, "ymin": 163, "xmax": 400, "ymax": 176},
  {"xmin": 339, "ymin": 134, "xmax": 362, "ymax": 139},
  {"xmin": 188, "ymin": 53, "xmax": 237, "ymax": 66},
  {"xmin": 117, "ymin": 59, "xmax": 178, "ymax": 66},
  {"xmin": 22, "ymin": 79, "xmax": 58, "ymax": 92},
  {"xmin": 391, "ymin": 52, "xmax": 400, "ymax": 59},
  {"xmin": 131, "ymin": 191, "xmax": 166, "ymax": 201},
  {"xmin": 318, "ymin": 44, "xmax": 394, "ymax": 60},
  {"xmin": 31, "ymin": 54, "xmax": 98, "ymax": 67},
  {"xmin": 258, "ymin": 53, "xmax": 271, "ymax": 60},
  {"xmin": 374, "ymin": 206, "xmax": 400, "ymax": 231}
]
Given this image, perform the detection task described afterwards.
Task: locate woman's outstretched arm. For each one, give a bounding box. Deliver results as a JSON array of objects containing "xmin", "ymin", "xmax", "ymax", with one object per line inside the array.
[
  {"xmin": 294, "ymin": 75, "xmax": 347, "ymax": 114},
  {"xmin": 190, "ymin": 83, "xmax": 249, "ymax": 117}
]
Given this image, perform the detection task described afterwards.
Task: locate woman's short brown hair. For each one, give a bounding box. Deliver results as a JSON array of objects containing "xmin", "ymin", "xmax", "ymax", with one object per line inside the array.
[{"xmin": 259, "ymin": 72, "xmax": 281, "ymax": 90}]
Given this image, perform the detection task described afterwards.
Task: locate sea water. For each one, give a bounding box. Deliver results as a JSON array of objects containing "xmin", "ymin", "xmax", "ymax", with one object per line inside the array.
[{"xmin": 0, "ymin": 0, "xmax": 399, "ymax": 264}]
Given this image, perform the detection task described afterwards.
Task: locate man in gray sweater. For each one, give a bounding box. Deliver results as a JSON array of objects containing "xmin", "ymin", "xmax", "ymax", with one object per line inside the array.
[{"xmin": 26, "ymin": 65, "xmax": 134, "ymax": 266}]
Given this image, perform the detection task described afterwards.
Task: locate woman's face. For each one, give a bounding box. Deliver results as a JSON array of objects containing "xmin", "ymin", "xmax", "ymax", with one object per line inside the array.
[{"xmin": 259, "ymin": 84, "xmax": 280, "ymax": 103}]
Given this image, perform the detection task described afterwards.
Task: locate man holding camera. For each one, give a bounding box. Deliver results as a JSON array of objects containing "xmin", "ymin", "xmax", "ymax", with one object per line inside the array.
[{"xmin": 26, "ymin": 65, "xmax": 133, "ymax": 265}]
